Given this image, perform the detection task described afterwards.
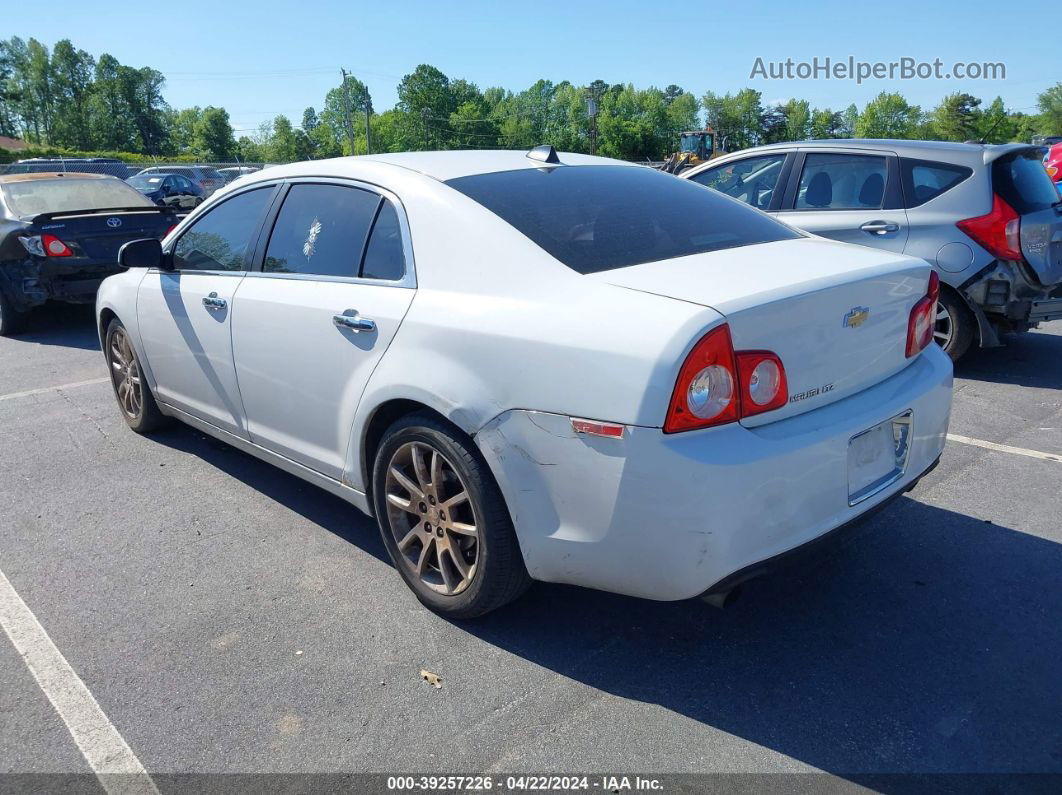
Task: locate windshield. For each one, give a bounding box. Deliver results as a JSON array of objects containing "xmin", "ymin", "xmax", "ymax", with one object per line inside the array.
[
  {"xmin": 680, "ymin": 134, "xmax": 708, "ymax": 153},
  {"xmin": 446, "ymin": 164, "xmax": 800, "ymax": 274},
  {"xmin": 2, "ymin": 178, "xmax": 153, "ymax": 217},
  {"xmin": 128, "ymin": 175, "xmax": 165, "ymax": 190}
]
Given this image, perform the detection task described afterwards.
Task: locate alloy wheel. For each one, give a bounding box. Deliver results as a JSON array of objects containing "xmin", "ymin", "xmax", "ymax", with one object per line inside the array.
[
  {"xmin": 109, "ymin": 327, "xmax": 143, "ymax": 419},
  {"xmin": 383, "ymin": 441, "xmax": 479, "ymax": 595},
  {"xmin": 934, "ymin": 303, "xmax": 954, "ymax": 349}
]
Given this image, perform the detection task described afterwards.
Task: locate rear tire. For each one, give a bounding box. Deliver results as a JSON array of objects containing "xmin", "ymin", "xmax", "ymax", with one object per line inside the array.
[
  {"xmin": 105, "ymin": 318, "xmax": 169, "ymax": 433},
  {"xmin": 372, "ymin": 413, "xmax": 531, "ymax": 618},
  {"xmin": 0, "ymin": 289, "xmax": 26, "ymax": 336},
  {"xmin": 935, "ymin": 288, "xmax": 975, "ymax": 362}
]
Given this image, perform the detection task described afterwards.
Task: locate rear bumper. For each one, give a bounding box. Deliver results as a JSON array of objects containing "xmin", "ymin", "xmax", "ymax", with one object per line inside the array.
[
  {"xmin": 0, "ymin": 259, "xmax": 120, "ymax": 309},
  {"xmin": 702, "ymin": 454, "xmax": 940, "ymax": 597},
  {"xmin": 476, "ymin": 345, "xmax": 953, "ymax": 601},
  {"xmin": 964, "ymin": 260, "xmax": 1062, "ymax": 328},
  {"xmin": 1029, "ymin": 297, "xmax": 1062, "ymax": 323}
]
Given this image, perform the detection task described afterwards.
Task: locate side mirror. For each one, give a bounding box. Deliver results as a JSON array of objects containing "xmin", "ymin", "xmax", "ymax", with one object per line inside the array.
[{"xmin": 119, "ymin": 238, "xmax": 172, "ymax": 271}]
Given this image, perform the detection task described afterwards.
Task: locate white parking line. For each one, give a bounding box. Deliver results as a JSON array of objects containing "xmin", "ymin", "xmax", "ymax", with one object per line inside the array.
[
  {"xmin": 947, "ymin": 433, "xmax": 1062, "ymax": 463},
  {"xmin": 0, "ymin": 565, "xmax": 158, "ymax": 794},
  {"xmin": 0, "ymin": 377, "xmax": 109, "ymax": 402}
]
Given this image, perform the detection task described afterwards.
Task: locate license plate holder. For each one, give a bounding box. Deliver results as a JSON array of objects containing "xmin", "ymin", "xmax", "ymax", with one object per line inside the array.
[{"xmin": 847, "ymin": 411, "xmax": 912, "ymax": 506}]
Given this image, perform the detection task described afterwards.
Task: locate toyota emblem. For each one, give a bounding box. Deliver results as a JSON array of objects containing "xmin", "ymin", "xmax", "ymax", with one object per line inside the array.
[{"xmin": 106, "ymin": 217, "xmax": 122, "ymax": 228}]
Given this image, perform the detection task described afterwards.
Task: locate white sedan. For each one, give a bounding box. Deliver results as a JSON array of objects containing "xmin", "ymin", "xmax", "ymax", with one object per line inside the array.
[{"xmin": 97, "ymin": 147, "xmax": 953, "ymax": 617}]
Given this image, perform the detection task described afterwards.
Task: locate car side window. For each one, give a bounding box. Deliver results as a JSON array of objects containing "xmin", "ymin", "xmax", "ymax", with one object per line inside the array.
[
  {"xmin": 795, "ymin": 153, "xmax": 887, "ymax": 210},
  {"xmin": 360, "ymin": 200, "xmax": 408, "ymax": 281},
  {"xmin": 172, "ymin": 187, "xmax": 274, "ymax": 271},
  {"xmin": 899, "ymin": 158, "xmax": 972, "ymax": 208},
  {"xmin": 263, "ymin": 183, "xmax": 381, "ymax": 277},
  {"xmin": 689, "ymin": 154, "xmax": 787, "ymax": 211}
]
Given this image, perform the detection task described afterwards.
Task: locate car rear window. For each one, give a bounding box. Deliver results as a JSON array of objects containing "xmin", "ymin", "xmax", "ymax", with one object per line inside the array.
[
  {"xmin": 992, "ymin": 150, "xmax": 1060, "ymax": 214},
  {"xmin": 445, "ymin": 164, "xmax": 800, "ymax": 274},
  {"xmin": 899, "ymin": 158, "xmax": 973, "ymax": 208},
  {"xmin": 1, "ymin": 178, "xmax": 153, "ymax": 216}
]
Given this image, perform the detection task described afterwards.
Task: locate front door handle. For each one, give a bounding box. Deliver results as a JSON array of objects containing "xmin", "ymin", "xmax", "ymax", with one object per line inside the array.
[
  {"xmin": 860, "ymin": 220, "xmax": 900, "ymax": 235},
  {"xmin": 333, "ymin": 311, "xmax": 376, "ymax": 333},
  {"xmin": 202, "ymin": 292, "xmax": 227, "ymax": 310}
]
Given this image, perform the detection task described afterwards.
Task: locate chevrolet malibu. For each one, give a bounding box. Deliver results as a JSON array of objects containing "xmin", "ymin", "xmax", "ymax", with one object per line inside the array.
[{"xmin": 97, "ymin": 148, "xmax": 953, "ymax": 617}]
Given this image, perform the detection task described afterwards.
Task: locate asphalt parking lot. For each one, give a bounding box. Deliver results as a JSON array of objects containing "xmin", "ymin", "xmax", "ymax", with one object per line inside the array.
[{"xmin": 1, "ymin": 304, "xmax": 1060, "ymax": 788}]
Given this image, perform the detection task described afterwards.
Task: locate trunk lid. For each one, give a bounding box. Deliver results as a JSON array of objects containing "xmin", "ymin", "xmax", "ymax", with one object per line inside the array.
[
  {"xmin": 991, "ymin": 147, "xmax": 1062, "ymax": 285},
  {"xmin": 30, "ymin": 208, "xmax": 177, "ymax": 262},
  {"xmin": 588, "ymin": 237, "xmax": 931, "ymax": 425}
]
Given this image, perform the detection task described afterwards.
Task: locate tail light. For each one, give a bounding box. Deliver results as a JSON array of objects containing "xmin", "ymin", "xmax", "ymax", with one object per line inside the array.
[
  {"xmin": 17, "ymin": 234, "xmax": 73, "ymax": 257},
  {"xmin": 736, "ymin": 352, "xmax": 788, "ymax": 416},
  {"xmin": 906, "ymin": 271, "xmax": 940, "ymax": 358},
  {"xmin": 42, "ymin": 234, "xmax": 73, "ymax": 257},
  {"xmin": 164, "ymin": 224, "xmax": 177, "ymax": 237},
  {"xmin": 664, "ymin": 324, "xmax": 788, "ymax": 433},
  {"xmin": 956, "ymin": 194, "xmax": 1022, "ymax": 261}
]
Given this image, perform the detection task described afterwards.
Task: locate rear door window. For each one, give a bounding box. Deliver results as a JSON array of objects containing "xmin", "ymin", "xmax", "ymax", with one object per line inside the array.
[
  {"xmin": 688, "ymin": 154, "xmax": 788, "ymax": 211},
  {"xmin": 172, "ymin": 187, "xmax": 274, "ymax": 271},
  {"xmin": 794, "ymin": 153, "xmax": 887, "ymax": 210},
  {"xmin": 445, "ymin": 165, "xmax": 799, "ymax": 274},
  {"xmin": 263, "ymin": 183, "xmax": 380, "ymax": 277},
  {"xmin": 900, "ymin": 158, "xmax": 972, "ymax": 207},
  {"xmin": 360, "ymin": 200, "xmax": 408, "ymax": 281},
  {"xmin": 993, "ymin": 150, "xmax": 1060, "ymax": 214}
]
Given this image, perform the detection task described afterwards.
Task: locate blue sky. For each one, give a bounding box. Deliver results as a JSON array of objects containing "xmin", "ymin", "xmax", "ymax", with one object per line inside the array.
[{"xmin": 7, "ymin": 0, "xmax": 1055, "ymax": 134}]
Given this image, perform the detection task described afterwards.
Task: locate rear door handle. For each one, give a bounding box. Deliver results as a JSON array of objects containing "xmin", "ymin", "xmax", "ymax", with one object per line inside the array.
[
  {"xmin": 333, "ymin": 311, "xmax": 376, "ymax": 333},
  {"xmin": 860, "ymin": 220, "xmax": 900, "ymax": 235},
  {"xmin": 202, "ymin": 292, "xmax": 227, "ymax": 310}
]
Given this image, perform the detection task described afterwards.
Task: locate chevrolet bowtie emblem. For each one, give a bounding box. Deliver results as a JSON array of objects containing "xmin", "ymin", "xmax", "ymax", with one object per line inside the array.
[{"xmin": 843, "ymin": 307, "xmax": 870, "ymax": 328}]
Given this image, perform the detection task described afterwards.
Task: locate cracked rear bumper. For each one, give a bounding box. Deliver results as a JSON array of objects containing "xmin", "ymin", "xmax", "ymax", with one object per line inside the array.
[{"xmin": 475, "ymin": 346, "xmax": 952, "ymax": 601}]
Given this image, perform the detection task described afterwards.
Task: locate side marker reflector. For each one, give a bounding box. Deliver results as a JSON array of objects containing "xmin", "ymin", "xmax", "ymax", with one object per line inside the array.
[{"xmin": 570, "ymin": 418, "xmax": 625, "ymax": 438}]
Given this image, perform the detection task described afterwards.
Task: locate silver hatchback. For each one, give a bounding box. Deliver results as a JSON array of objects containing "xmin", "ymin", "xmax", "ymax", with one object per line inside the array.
[{"xmin": 682, "ymin": 140, "xmax": 1062, "ymax": 361}]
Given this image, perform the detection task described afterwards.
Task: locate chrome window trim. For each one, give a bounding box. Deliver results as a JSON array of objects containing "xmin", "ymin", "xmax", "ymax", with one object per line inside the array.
[
  {"xmin": 147, "ymin": 269, "xmax": 245, "ymax": 278},
  {"xmin": 254, "ymin": 176, "xmax": 417, "ymax": 289}
]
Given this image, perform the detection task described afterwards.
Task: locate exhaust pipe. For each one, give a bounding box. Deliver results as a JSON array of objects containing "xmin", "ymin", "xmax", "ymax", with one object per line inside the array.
[{"xmin": 700, "ymin": 585, "xmax": 742, "ymax": 609}]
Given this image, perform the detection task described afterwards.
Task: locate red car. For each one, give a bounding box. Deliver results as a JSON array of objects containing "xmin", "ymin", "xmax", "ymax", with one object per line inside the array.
[{"xmin": 1046, "ymin": 142, "xmax": 1062, "ymax": 184}]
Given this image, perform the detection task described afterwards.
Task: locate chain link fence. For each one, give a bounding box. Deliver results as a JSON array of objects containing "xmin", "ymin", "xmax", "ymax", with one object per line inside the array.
[{"xmin": 0, "ymin": 158, "xmax": 281, "ymax": 201}]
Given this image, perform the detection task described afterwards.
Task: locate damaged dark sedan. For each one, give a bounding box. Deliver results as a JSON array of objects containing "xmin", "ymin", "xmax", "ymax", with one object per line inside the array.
[{"xmin": 0, "ymin": 172, "xmax": 179, "ymax": 334}]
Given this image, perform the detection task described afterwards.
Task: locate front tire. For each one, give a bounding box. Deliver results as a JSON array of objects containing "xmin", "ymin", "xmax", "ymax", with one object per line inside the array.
[
  {"xmin": 935, "ymin": 288, "xmax": 976, "ymax": 362},
  {"xmin": 372, "ymin": 414, "xmax": 530, "ymax": 618},
  {"xmin": 105, "ymin": 318, "xmax": 169, "ymax": 433}
]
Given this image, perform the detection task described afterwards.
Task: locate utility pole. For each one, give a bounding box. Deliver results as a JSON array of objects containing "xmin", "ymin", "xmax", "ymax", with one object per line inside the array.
[
  {"xmin": 585, "ymin": 88, "xmax": 600, "ymax": 156},
  {"xmin": 339, "ymin": 68, "xmax": 357, "ymax": 154},
  {"xmin": 421, "ymin": 107, "xmax": 431, "ymax": 150},
  {"xmin": 362, "ymin": 87, "xmax": 372, "ymax": 155}
]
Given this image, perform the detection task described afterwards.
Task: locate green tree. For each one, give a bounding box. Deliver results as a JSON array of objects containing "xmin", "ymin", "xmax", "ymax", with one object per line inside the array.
[
  {"xmin": 975, "ymin": 97, "xmax": 1014, "ymax": 143},
  {"xmin": 782, "ymin": 98, "xmax": 811, "ymax": 141},
  {"xmin": 856, "ymin": 92, "xmax": 922, "ymax": 138},
  {"xmin": 810, "ymin": 108, "xmax": 845, "ymax": 139},
  {"xmin": 49, "ymin": 40, "xmax": 94, "ymax": 149},
  {"xmin": 168, "ymin": 106, "xmax": 202, "ymax": 153},
  {"xmin": 88, "ymin": 54, "xmax": 136, "ymax": 150},
  {"xmin": 236, "ymin": 136, "xmax": 264, "ymax": 162},
  {"xmin": 1038, "ymin": 83, "xmax": 1062, "ymax": 133},
  {"xmin": 192, "ymin": 106, "xmax": 235, "ymax": 160},
  {"xmin": 702, "ymin": 88, "xmax": 764, "ymax": 150},
  {"xmin": 931, "ymin": 93, "xmax": 981, "ymax": 141}
]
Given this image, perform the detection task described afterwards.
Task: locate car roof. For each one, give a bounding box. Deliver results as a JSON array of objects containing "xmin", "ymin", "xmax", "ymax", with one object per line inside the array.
[
  {"xmin": 262, "ymin": 150, "xmax": 636, "ymax": 183},
  {"xmin": 0, "ymin": 172, "xmax": 118, "ymax": 184}
]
